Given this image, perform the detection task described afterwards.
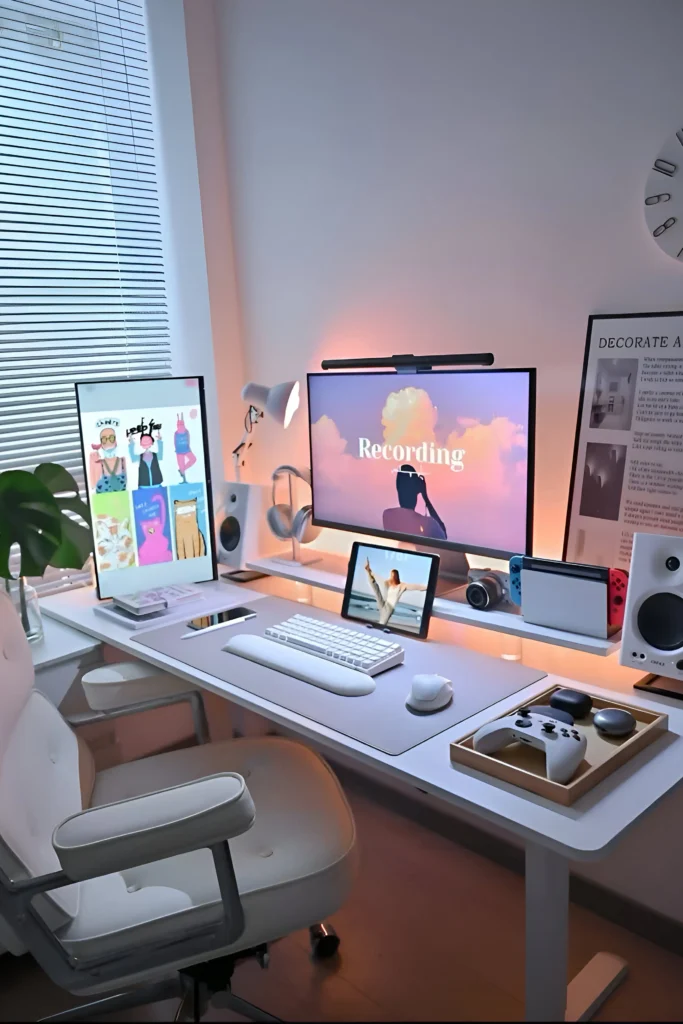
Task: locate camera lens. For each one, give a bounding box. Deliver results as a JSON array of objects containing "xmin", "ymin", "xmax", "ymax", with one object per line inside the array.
[
  {"xmin": 465, "ymin": 574, "xmax": 504, "ymax": 611},
  {"xmin": 665, "ymin": 556, "xmax": 680, "ymax": 572},
  {"xmin": 465, "ymin": 582, "xmax": 489, "ymax": 609}
]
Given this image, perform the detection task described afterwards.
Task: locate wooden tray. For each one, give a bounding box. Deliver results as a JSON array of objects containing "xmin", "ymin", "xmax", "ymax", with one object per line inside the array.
[{"xmin": 450, "ymin": 685, "xmax": 668, "ymax": 805}]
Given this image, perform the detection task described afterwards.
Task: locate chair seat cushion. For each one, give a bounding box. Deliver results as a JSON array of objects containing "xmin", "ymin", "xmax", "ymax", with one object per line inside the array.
[{"xmin": 60, "ymin": 737, "xmax": 356, "ymax": 973}]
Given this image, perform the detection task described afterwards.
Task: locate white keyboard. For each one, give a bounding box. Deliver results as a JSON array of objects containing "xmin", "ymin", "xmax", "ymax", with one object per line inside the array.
[{"xmin": 264, "ymin": 615, "xmax": 405, "ymax": 675}]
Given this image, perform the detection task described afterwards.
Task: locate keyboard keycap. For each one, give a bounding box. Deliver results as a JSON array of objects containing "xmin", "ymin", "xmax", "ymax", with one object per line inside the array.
[
  {"xmin": 292, "ymin": 638, "xmax": 327, "ymax": 654},
  {"xmin": 260, "ymin": 615, "xmax": 405, "ymax": 676}
]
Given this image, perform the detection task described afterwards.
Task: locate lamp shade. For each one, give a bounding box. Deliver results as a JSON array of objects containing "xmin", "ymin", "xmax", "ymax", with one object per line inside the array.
[{"xmin": 241, "ymin": 380, "xmax": 300, "ymax": 428}]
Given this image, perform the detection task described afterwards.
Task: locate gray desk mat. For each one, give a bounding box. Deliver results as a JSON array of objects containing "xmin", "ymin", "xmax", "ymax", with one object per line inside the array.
[{"xmin": 136, "ymin": 597, "xmax": 546, "ymax": 755}]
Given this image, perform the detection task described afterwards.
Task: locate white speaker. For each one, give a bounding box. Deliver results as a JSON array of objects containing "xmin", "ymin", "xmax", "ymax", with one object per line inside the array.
[
  {"xmin": 216, "ymin": 482, "xmax": 269, "ymax": 570},
  {"xmin": 620, "ymin": 531, "xmax": 683, "ymax": 679}
]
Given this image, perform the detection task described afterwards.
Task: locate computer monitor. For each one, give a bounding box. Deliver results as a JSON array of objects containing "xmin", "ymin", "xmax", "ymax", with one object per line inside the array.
[
  {"xmin": 307, "ymin": 368, "xmax": 535, "ymax": 560},
  {"xmin": 75, "ymin": 376, "xmax": 217, "ymax": 599}
]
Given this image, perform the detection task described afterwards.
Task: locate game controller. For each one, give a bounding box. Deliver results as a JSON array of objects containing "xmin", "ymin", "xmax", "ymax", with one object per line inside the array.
[
  {"xmin": 508, "ymin": 555, "xmax": 523, "ymax": 606},
  {"xmin": 472, "ymin": 709, "xmax": 587, "ymax": 784},
  {"xmin": 607, "ymin": 568, "xmax": 629, "ymax": 628}
]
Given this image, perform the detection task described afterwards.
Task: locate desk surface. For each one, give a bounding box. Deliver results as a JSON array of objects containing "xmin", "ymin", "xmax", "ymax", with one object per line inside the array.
[
  {"xmin": 41, "ymin": 580, "xmax": 683, "ymax": 862},
  {"xmin": 32, "ymin": 614, "xmax": 101, "ymax": 670}
]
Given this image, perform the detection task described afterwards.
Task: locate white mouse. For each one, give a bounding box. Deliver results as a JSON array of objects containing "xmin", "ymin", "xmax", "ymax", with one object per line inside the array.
[{"xmin": 406, "ymin": 673, "xmax": 453, "ymax": 713}]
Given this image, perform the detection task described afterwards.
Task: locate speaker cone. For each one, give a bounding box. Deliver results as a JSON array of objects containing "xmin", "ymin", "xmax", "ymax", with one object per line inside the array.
[
  {"xmin": 637, "ymin": 592, "xmax": 683, "ymax": 651},
  {"xmin": 219, "ymin": 516, "xmax": 241, "ymax": 553}
]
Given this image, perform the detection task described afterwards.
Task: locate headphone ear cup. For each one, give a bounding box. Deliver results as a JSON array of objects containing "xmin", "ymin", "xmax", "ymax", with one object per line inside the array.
[
  {"xmin": 292, "ymin": 505, "xmax": 321, "ymax": 544},
  {"xmin": 267, "ymin": 503, "xmax": 294, "ymax": 540}
]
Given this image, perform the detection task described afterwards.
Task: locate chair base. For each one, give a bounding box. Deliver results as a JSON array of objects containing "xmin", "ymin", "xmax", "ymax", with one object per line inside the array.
[
  {"xmin": 39, "ymin": 981, "xmax": 283, "ymax": 1024},
  {"xmin": 39, "ymin": 921, "xmax": 341, "ymax": 1023},
  {"xmin": 309, "ymin": 921, "xmax": 340, "ymax": 959}
]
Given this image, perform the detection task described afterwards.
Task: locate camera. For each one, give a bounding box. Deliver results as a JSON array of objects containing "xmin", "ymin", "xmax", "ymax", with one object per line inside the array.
[
  {"xmin": 665, "ymin": 556, "xmax": 680, "ymax": 572},
  {"xmin": 465, "ymin": 569, "xmax": 510, "ymax": 611}
]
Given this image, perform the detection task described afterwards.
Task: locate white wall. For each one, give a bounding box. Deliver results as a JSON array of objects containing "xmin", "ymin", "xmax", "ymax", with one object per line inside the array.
[
  {"xmin": 145, "ymin": 0, "xmax": 226, "ymax": 491},
  {"xmin": 183, "ymin": 0, "xmax": 247, "ymax": 486},
  {"xmin": 210, "ymin": 0, "xmax": 683, "ymax": 557}
]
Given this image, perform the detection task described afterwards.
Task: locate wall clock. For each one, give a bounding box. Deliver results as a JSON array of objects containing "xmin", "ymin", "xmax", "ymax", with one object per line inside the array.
[{"xmin": 645, "ymin": 128, "xmax": 683, "ymax": 261}]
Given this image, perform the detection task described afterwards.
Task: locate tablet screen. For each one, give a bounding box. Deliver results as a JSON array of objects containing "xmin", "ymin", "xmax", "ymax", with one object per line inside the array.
[{"xmin": 342, "ymin": 542, "xmax": 439, "ymax": 639}]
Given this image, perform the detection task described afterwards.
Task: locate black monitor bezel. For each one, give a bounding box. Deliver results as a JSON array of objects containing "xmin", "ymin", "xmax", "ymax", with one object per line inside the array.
[
  {"xmin": 307, "ymin": 367, "xmax": 536, "ymax": 561},
  {"xmin": 74, "ymin": 375, "xmax": 218, "ymax": 599}
]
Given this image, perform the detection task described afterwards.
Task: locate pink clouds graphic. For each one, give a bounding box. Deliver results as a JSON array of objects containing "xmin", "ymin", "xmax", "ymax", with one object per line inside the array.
[
  {"xmin": 381, "ymin": 386, "xmax": 437, "ymax": 447},
  {"xmin": 311, "ymin": 394, "xmax": 529, "ymax": 553}
]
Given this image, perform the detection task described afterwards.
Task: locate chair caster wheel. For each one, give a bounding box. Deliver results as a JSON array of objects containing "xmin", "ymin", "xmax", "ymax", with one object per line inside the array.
[{"xmin": 309, "ymin": 922, "xmax": 339, "ymax": 959}]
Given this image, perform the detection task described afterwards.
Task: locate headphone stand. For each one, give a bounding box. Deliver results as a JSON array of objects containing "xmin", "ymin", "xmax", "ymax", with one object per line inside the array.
[{"xmin": 270, "ymin": 470, "xmax": 321, "ymax": 567}]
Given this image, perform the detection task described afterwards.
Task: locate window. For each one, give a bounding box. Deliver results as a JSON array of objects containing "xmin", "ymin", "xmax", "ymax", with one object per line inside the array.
[{"xmin": 0, "ymin": 0, "xmax": 170, "ymax": 592}]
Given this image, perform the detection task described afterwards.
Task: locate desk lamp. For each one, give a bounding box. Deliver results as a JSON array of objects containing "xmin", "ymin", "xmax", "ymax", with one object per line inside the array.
[
  {"xmin": 233, "ymin": 380, "xmax": 300, "ymax": 481},
  {"xmin": 219, "ymin": 379, "xmax": 301, "ymax": 578}
]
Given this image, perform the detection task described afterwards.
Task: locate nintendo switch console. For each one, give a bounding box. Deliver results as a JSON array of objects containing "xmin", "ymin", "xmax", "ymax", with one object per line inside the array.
[
  {"xmin": 608, "ymin": 568, "xmax": 628, "ymax": 628},
  {"xmin": 508, "ymin": 556, "xmax": 627, "ymax": 638},
  {"xmin": 509, "ymin": 555, "xmax": 523, "ymax": 605}
]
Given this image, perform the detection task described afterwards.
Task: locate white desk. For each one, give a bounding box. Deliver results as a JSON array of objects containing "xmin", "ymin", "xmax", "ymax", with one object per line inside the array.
[
  {"xmin": 41, "ymin": 582, "xmax": 683, "ymax": 1022},
  {"xmin": 31, "ymin": 615, "xmax": 102, "ymax": 708},
  {"xmin": 32, "ymin": 616, "xmax": 100, "ymax": 672}
]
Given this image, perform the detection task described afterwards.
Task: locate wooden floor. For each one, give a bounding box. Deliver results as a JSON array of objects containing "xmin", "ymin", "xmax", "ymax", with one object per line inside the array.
[{"xmin": 2, "ymin": 782, "xmax": 683, "ymax": 1022}]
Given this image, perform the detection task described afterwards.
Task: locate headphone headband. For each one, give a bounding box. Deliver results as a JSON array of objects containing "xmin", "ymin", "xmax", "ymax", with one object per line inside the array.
[{"xmin": 270, "ymin": 465, "xmax": 311, "ymax": 486}]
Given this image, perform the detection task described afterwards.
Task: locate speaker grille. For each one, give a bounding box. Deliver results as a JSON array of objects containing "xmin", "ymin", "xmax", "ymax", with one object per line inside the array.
[
  {"xmin": 219, "ymin": 516, "xmax": 241, "ymax": 553},
  {"xmin": 637, "ymin": 592, "xmax": 683, "ymax": 651}
]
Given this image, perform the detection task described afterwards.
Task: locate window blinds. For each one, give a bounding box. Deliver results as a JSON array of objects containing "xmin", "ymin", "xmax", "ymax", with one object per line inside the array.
[{"xmin": 0, "ymin": 0, "xmax": 170, "ymax": 592}]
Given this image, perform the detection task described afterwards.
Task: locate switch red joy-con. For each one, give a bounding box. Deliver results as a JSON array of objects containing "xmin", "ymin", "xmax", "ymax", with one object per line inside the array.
[{"xmin": 608, "ymin": 568, "xmax": 629, "ymax": 628}]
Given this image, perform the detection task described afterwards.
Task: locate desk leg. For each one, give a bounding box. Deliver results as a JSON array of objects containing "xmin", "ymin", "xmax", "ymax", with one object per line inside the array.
[
  {"xmin": 525, "ymin": 843, "xmax": 569, "ymax": 1022},
  {"xmin": 524, "ymin": 844, "xmax": 628, "ymax": 1023}
]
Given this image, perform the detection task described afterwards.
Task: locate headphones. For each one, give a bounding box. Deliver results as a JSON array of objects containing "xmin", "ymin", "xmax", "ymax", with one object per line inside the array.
[{"xmin": 266, "ymin": 465, "xmax": 321, "ymax": 544}]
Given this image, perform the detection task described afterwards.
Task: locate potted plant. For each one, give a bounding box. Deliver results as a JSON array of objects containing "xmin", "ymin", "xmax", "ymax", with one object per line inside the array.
[{"xmin": 0, "ymin": 463, "xmax": 92, "ymax": 642}]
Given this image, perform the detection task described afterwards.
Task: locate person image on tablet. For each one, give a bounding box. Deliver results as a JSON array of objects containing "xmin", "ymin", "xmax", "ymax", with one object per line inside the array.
[{"xmin": 364, "ymin": 556, "xmax": 428, "ymax": 626}]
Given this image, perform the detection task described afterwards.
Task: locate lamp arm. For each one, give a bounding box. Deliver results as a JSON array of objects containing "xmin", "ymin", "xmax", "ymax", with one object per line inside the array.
[{"xmin": 232, "ymin": 405, "xmax": 262, "ymax": 481}]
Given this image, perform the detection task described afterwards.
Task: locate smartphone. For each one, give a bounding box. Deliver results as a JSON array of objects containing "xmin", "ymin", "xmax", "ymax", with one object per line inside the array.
[
  {"xmin": 221, "ymin": 569, "xmax": 267, "ymax": 583},
  {"xmin": 182, "ymin": 606, "xmax": 257, "ymax": 638}
]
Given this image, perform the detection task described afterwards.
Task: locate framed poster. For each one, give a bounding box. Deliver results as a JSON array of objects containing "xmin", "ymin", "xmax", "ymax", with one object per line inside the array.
[{"xmin": 564, "ymin": 312, "xmax": 683, "ymax": 569}]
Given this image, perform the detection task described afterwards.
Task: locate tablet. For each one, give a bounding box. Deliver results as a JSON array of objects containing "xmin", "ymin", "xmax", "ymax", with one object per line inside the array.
[{"xmin": 342, "ymin": 541, "xmax": 440, "ymax": 639}]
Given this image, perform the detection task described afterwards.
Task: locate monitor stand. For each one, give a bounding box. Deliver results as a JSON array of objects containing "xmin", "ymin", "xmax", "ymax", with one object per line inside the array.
[{"xmin": 420, "ymin": 547, "xmax": 470, "ymax": 599}]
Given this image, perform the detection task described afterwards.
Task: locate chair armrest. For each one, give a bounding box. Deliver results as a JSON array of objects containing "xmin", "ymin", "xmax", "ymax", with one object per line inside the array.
[
  {"xmin": 66, "ymin": 689, "xmax": 210, "ymax": 745},
  {"xmin": 53, "ymin": 773, "xmax": 255, "ymax": 881},
  {"xmin": 81, "ymin": 661, "xmax": 196, "ymax": 712},
  {"xmin": 68, "ymin": 659, "xmax": 210, "ymax": 745}
]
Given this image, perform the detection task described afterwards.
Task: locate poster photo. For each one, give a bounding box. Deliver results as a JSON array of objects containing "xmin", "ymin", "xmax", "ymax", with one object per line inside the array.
[{"xmin": 564, "ymin": 312, "xmax": 683, "ymax": 569}]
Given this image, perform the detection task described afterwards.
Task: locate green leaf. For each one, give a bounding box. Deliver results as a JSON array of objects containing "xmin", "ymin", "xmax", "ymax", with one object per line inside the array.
[
  {"xmin": 33, "ymin": 463, "xmax": 93, "ymax": 570},
  {"xmin": 33, "ymin": 462, "xmax": 81, "ymax": 497},
  {"xmin": 0, "ymin": 471, "xmax": 62, "ymax": 578},
  {"xmin": 49, "ymin": 518, "xmax": 93, "ymax": 569}
]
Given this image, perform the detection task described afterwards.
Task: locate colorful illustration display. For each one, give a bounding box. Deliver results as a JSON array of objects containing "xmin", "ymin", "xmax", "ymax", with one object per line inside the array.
[{"xmin": 81, "ymin": 388, "xmax": 210, "ymax": 577}]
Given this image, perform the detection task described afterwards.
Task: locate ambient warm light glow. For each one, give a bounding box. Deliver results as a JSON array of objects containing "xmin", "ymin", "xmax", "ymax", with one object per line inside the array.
[{"xmin": 283, "ymin": 380, "xmax": 300, "ymax": 428}]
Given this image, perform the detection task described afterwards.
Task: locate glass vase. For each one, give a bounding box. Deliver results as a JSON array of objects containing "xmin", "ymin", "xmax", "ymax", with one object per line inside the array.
[{"xmin": 4, "ymin": 577, "xmax": 44, "ymax": 644}]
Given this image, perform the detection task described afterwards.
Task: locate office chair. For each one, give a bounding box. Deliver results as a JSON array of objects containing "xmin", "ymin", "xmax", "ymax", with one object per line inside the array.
[{"xmin": 0, "ymin": 592, "xmax": 357, "ymax": 1022}]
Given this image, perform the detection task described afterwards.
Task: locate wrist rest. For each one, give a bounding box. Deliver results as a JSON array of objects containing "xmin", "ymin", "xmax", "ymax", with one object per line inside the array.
[{"xmin": 223, "ymin": 634, "xmax": 375, "ymax": 696}]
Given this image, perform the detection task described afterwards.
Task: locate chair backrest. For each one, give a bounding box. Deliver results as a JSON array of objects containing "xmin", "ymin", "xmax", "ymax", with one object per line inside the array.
[
  {"xmin": 0, "ymin": 592, "xmax": 89, "ymax": 924},
  {"xmin": 0, "ymin": 589, "xmax": 34, "ymax": 753}
]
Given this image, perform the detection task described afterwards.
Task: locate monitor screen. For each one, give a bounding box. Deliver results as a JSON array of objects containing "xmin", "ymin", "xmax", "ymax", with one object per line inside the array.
[
  {"xmin": 307, "ymin": 369, "xmax": 535, "ymax": 559},
  {"xmin": 76, "ymin": 376, "xmax": 216, "ymax": 599}
]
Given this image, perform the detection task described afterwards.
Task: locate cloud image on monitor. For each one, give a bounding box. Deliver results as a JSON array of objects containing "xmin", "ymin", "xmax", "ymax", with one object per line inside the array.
[{"xmin": 308, "ymin": 369, "xmax": 534, "ymax": 558}]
